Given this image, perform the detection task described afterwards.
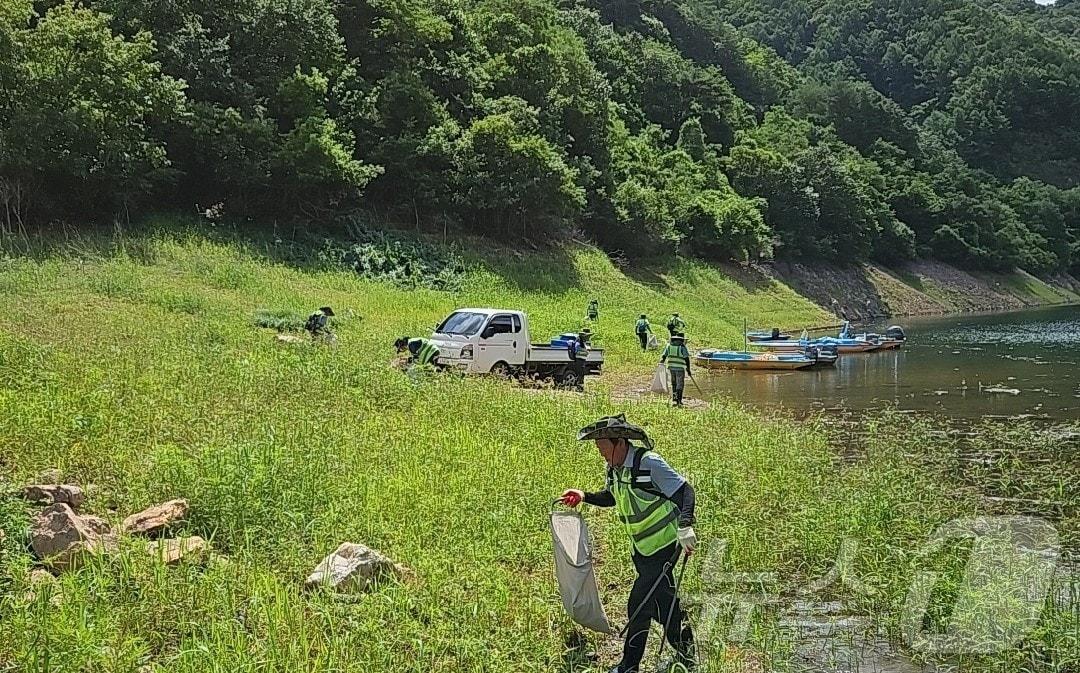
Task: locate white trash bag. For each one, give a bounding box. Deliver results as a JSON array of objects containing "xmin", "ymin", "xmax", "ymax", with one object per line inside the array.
[
  {"xmin": 550, "ymin": 509, "xmax": 614, "ymax": 634},
  {"xmin": 650, "ymin": 364, "xmax": 670, "ymax": 394},
  {"xmin": 647, "ymin": 334, "xmax": 659, "ymax": 350}
]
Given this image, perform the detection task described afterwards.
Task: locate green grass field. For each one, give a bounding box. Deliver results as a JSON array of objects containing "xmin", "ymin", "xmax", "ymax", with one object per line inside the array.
[{"xmin": 0, "ymin": 224, "xmax": 1075, "ymax": 672}]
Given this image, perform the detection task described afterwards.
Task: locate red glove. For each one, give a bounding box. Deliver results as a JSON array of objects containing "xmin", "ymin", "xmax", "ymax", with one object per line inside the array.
[{"xmin": 561, "ymin": 489, "xmax": 584, "ymax": 507}]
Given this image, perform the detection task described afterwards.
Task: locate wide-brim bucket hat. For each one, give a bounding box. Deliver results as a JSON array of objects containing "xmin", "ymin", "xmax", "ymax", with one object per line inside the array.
[{"xmin": 577, "ymin": 414, "xmax": 652, "ymax": 447}]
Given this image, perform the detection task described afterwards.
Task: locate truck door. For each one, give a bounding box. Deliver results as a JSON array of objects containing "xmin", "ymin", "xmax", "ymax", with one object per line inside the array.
[{"xmin": 479, "ymin": 313, "xmax": 523, "ymax": 369}]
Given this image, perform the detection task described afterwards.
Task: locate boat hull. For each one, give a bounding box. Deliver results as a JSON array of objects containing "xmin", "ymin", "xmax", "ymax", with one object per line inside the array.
[
  {"xmin": 746, "ymin": 332, "xmax": 792, "ymax": 342},
  {"xmin": 695, "ymin": 351, "xmax": 815, "ymax": 371},
  {"xmin": 807, "ymin": 353, "xmax": 838, "ymax": 368},
  {"xmin": 757, "ymin": 340, "xmax": 879, "ymax": 354}
]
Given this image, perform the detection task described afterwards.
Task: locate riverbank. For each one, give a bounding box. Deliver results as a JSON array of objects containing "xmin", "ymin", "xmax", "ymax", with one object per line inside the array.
[
  {"xmin": 771, "ymin": 260, "xmax": 1080, "ymax": 322},
  {"xmin": 0, "ymin": 223, "xmax": 1076, "ymax": 672}
]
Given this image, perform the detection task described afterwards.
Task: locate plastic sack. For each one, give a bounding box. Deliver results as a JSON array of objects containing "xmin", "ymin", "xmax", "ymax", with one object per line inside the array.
[
  {"xmin": 647, "ymin": 334, "xmax": 659, "ymax": 350},
  {"xmin": 650, "ymin": 364, "xmax": 670, "ymax": 394},
  {"xmin": 551, "ymin": 510, "xmax": 614, "ymax": 634}
]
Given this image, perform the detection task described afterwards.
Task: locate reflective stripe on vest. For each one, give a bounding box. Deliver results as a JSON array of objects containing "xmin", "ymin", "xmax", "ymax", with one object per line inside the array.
[
  {"xmin": 611, "ymin": 467, "xmax": 679, "ymax": 556},
  {"xmin": 411, "ymin": 339, "xmax": 439, "ymax": 366},
  {"xmin": 663, "ymin": 345, "xmax": 688, "ymax": 370}
]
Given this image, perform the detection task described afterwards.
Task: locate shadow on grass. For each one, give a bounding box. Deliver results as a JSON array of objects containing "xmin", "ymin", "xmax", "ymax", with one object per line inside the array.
[
  {"xmin": 890, "ymin": 266, "xmax": 927, "ymax": 292},
  {"xmin": 561, "ymin": 629, "xmax": 599, "ymax": 673},
  {"xmin": 2, "ymin": 215, "xmax": 819, "ymax": 304},
  {"xmin": 466, "ymin": 245, "xmax": 583, "ymax": 294},
  {"xmin": 717, "ymin": 262, "xmax": 775, "ymax": 294}
]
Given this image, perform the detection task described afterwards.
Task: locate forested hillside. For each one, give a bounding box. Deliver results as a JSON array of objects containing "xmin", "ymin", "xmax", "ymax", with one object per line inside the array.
[{"xmin": 2, "ymin": 0, "xmax": 1079, "ymax": 274}]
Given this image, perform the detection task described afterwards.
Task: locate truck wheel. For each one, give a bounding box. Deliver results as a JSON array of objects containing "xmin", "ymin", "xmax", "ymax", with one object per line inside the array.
[
  {"xmin": 491, "ymin": 361, "xmax": 513, "ymax": 379},
  {"xmin": 556, "ymin": 366, "xmax": 583, "ymax": 390}
]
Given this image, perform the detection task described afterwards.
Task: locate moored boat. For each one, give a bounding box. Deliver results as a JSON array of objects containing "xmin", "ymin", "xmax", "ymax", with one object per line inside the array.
[
  {"xmin": 756, "ymin": 336, "xmax": 880, "ymax": 354},
  {"xmin": 746, "ymin": 327, "xmax": 792, "ymax": 342},
  {"xmin": 806, "ymin": 344, "xmax": 839, "ymax": 368},
  {"xmin": 695, "ymin": 349, "xmax": 815, "ymax": 371}
]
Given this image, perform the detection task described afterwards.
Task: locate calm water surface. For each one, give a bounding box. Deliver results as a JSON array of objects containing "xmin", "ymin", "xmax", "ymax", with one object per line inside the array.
[{"xmin": 698, "ymin": 304, "xmax": 1080, "ymax": 420}]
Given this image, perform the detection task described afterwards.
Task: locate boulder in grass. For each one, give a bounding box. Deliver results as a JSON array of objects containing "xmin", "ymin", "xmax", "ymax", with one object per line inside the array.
[
  {"xmin": 148, "ymin": 536, "xmax": 209, "ymax": 565},
  {"xmin": 23, "ymin": 484, "xmax": 86, "ymax": 510},
  {"xmin": 304, "ymin": 542, "xmax": 404, "ymax": 592},
  {"xmin": 30, "ymin": 504, "xmax": 117, "ymax": 571},
  {"xmin": 122, "ymin": 499, "xmax": 189, "ymax": 537}
]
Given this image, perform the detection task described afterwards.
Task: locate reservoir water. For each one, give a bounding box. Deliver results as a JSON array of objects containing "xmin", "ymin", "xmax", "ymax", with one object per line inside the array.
[{"xmin": 698, "ymin": 304, "xmax": 1080, "ymax": 420}]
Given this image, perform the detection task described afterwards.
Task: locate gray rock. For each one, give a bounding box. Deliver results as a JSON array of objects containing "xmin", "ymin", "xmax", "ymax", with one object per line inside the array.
[
  {"xmin": 122, "ymin": 499, "xmax": 189, "ymax": 536},
  {"xmin": 148, "ymin": 536, "xmax": 209, "ymax": 565},
  {"xmin": 80, "ymin": 514, "xmax": 113, "ymax": 537},
  {"xmin": 23, "ymin": 484, "xmax": 86, "ymax": 509},
  {"xmin": 304, "ymin": 542, "xmax": 404, "ymax": 592},
  {"xmin": 29, "ymin": 504, "xmax": 117, "ymax": 571}
]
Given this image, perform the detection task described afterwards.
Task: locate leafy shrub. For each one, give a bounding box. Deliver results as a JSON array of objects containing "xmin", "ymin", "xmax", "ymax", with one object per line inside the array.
[
  {"xmin": 319, "ymin": 228, "xmax": 468, "ymax": 291},
  {"xmin": 253, "ymin": 308, "xmax": 306, "ymax": 332}
]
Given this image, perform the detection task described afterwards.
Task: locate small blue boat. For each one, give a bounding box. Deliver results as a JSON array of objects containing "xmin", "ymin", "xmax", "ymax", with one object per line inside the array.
[
  {"xmin": 756, "ymin": 334, "xmax": 879, "ymax": 354},
  {"xmin": 695, "ymin": 349, "xmax": 815, "ymax": 370}
]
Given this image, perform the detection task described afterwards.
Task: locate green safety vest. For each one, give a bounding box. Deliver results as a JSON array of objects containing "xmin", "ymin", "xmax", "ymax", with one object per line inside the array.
[
  {"xmin": 668, "ymin": 317, "xmax": 686, "ymax": 331},
  {"xmin": 662, "ymin": 344, "xmax": 689, "ymax": 370},
  {"xmin": 588, "ymin": 302, "xmax": 599, "ymax": 317},
  {"xmin": 410, "ymin": 338, "xmax": 439, "ymax": 366},
  {"xmin": 609, "ymin": 447, "xmax": 679, "ymax": 556},
  {"xmin": 635, "ymin": 319, "xmax": 650, "ymax": 334}
]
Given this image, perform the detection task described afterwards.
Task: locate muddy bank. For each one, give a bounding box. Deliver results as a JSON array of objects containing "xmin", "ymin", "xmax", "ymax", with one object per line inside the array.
[{"xmin": 766, "ymin": 260, "xmax": 1080, "ymax": 320}]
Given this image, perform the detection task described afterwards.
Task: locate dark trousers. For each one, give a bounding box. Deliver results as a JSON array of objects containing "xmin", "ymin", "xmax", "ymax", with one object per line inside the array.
[
  {"xmin": 637, "ymin": 332, "xmax": 648, "ymax": 350},
  {"xmin": 669, "ymin": 368, "xmax": 685, "ymax": 405},
  {"xmin": 620, "ymin": 543, "xmax": 693, "ymax": 672}
]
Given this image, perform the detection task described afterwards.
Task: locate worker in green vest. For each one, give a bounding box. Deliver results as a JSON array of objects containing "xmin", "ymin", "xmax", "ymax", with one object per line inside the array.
[
  {"xmin": 587, "ymin": 298, "xmax": 600, "ymax": 321},
  {"xmin": 305, "ymin": 306, "xmax": 335, "ymax": 340},
  {"xmin": 660, "ymin": 334, "xmax": 691, "ymax": 407},
  {"xmin": 666, "ymin": 313, "xmax": 686, "ymax": 336},
  {"xmin": 394, "ymin": 336, "xmax": 440, "ymax": 368},
  {"xmin": 634, "ymin": 314, "xmax": 652, "ymax": 351},
  {"xmin": 561, "ymin": 414, "xmax": 697, "ymax": 673}
]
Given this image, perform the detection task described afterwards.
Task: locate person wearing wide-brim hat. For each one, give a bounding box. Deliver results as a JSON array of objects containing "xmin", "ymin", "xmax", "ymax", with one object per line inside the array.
[
  {"xmin": 305, "ymin": 306, "xmax": 335, "ymax": 339},
  {"xmin": 666, "ymin": 313, "xmax": 686, "ymax": 336},
  {"xmin": 560, "ymin": 415, "xmax": 698, "ymax": 673}
]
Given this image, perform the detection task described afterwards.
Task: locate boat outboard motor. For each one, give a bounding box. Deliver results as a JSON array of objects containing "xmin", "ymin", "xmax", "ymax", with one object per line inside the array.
[
  {"xmin": 806, "ymin": 345, "xmax": 820, "ymax": 362},
  {"xmin": 885, "ymin": 325, "xmax": 906, "ymax": 341},
  {"xmin": 771, "ymin": 327, "xmax": 781, "ymax": 339}
]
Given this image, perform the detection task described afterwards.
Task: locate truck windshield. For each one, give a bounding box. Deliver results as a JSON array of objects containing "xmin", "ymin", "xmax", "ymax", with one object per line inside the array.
[{"xmin": 436, "ymin": 312, "xmax": 487, "ymax": 336}]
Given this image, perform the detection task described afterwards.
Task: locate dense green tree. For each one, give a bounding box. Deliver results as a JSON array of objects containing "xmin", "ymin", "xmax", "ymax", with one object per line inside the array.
[
  {"xmin": 1, "ymin": 0, "xmax": 1078, "ymax": 274},
  {"xmin": 0, "ymin": 2, "xmax": 185, "ymax": 227}
]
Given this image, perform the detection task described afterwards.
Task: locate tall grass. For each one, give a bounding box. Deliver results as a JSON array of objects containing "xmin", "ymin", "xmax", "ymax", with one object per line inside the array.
[{"xmin": 0, "ymin": 224, "xmax": 1074, "ymax": 672}]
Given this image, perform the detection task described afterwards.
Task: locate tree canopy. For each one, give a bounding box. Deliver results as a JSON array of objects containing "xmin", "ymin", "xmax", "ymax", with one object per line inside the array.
[{"xmin": 2, "ymin": 0, "xmax": 1079, "ymax": 274}]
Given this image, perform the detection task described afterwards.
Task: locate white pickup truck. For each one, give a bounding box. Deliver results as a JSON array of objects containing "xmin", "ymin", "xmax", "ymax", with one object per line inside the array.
[{"xmin": 429, "ymin": 308, "xmax": 604, "ymax": 388}]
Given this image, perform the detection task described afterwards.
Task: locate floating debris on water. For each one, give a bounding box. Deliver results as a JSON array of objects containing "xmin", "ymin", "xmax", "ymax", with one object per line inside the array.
[{"xmin": 982, "ymin": 386, "xmax": 1021, "ymax": 395}]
